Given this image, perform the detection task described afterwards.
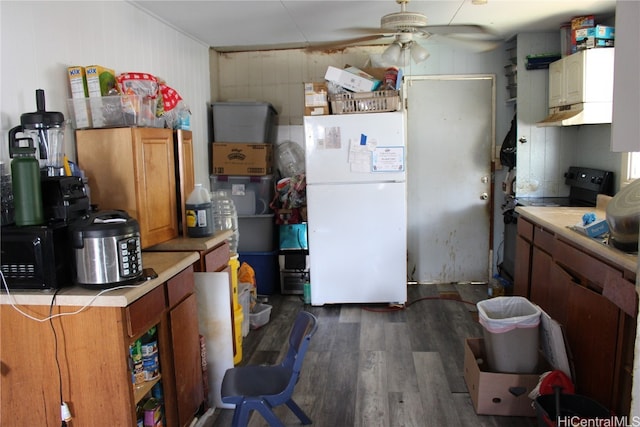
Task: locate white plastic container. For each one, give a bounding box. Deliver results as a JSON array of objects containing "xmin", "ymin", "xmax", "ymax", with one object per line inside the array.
[
  {"xmin": 477, "ymin": 296, "xmax": 541, "ymax": 374},
  {"xmin": 249, "ymin": 303, "xmax": 272, "ymax": 330},
  {"xmin": 211, "ymin": 189, "xmax": 239, "ymax": 253},
  {"xmin": 275, "ymin": 141, "xmax": 305, "ymax": 177},
  {"xmin": 185, "ymin": 184, "xmax": 213, "ymax": 237}
]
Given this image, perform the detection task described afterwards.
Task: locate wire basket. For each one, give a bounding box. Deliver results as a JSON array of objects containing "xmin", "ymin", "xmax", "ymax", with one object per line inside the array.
[{"xmin": 329, "ymin": 90, "xmax": 400, "ymax": 114}]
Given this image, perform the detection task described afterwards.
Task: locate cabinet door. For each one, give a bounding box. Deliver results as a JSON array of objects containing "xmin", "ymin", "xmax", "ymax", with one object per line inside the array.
[
  {"xmin": 529, "ymin": 246, "xmax": 552, "ymax": 310},
  {"xmin": 563, "ymin": 52, "xmax": 585, "ymax": 105},
  {"xmin": 169, "ymin": 293, "xmax": 204, "ymax": 426},
  {"xmin": 565, "ymin": 283, "xmax": 619, "ymax": 408},
  {"xmin": 133, "ymin": 128, "xmax": 179, "ymax": 248},
  {"xmin": 548, "ymin": 59, "xmax": 564, "ymax": 107},
  {"xmin": 514, "ymin": 235, "xmax": 532, "ymax": 297},
  {"xmin": 176, "ymin": 130, "xmax": 195, "ymax": 237}
]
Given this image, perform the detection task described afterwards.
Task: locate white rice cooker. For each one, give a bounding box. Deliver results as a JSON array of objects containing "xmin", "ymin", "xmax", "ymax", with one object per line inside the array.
[{"xmin": 70, "ymin": 210, "xmax": 143, "ymax": 287}]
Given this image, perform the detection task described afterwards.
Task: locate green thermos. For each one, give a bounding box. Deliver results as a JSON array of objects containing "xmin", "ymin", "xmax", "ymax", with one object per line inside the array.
[{"xmin": 9, "ymin": 134, "xmax": 43, "ymax": 226}]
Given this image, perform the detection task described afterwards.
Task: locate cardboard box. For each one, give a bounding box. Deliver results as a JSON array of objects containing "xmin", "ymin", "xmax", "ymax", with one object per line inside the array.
[
  {"xmin": 573, "ymin": 218, "xmax": 609, "ymax": 237},
  {"xmin": 463, "ymin": 338, "xmax": 540, "ymax": 417},
  {"xmin": 571, "ymin": 15, "xmax": 595, "ymax": 30},
  {"xmin": 67, "ymin": 66, "xmax": 90, "ymax": 128},
  {"xmin": 575, "ymin": 25, "xmax": 615, "ymax": 51},
  {"xmin": 575, "ymin": 25, "xmax": 615, "ymax": 40},
  {"xmin": 570, "ymin": 15, "xmax": 595, "ymax": 53},
  {"xmin": 212, "ymin": 143, "xmax": 273, "ymax": 176},
  {"xmin": 324, "ymin": 66, "xmax": 380, "ymax": 92},
  {"xmin": 86, "ymin": 65, "xmax": 117, "ymax": 128},
  {"xmin": 85, "ymin": 65, "xmax": 116, "ymax": 97},
  {"xmin": 304, "ymin": 82, "xmax": 329, "ymax": 116}
]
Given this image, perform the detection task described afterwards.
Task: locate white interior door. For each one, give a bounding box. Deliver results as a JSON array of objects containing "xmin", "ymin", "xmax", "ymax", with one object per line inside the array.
[{"xmin": 405, "ymin": 76, "xmax": 494, "ymax": 283}]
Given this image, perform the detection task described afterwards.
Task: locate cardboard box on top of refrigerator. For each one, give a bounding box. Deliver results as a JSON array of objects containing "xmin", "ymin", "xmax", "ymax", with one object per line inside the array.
[
  {"xmin": 212, "ymin": 142, "xmax": 273, "ymax": 176},
  {"xmin": 324, "ymin": 66, "xmax": 380, "ymax": 92},
  {"xmin": 304, "ymin": 82, "xmax": 329, "ymax": 116},
  {"xmin": 85, "ymin": 65, "xmax": 117, "ymax": 127},
  {"xmin": 67, "ymin": 66, "xmax": 90, "ymax": 129}
]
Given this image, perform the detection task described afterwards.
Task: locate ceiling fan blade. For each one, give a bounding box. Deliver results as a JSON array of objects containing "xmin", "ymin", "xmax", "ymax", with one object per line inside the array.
[
  {"xmin": 431, "ymin": 34, "xmax": 502, "ymax": 52},
  {"xmin": 306, "ymin": 34, "xmax": 391, "ymax": 51},
  {"xmin": 423, "ymin": 24, "xmax": 494, "ymax": 36}
]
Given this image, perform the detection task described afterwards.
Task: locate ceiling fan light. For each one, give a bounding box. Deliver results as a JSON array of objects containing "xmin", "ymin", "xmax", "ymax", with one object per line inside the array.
[
  {"xmin": 410, "ymin": 43, "xmax": 430, "ymax": 63},
  {"xmin": 382, "ymin": 42, "xmax": 403, "ymax": 64}
]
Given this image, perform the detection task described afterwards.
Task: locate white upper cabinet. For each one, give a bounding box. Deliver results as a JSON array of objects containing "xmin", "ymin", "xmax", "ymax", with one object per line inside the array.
[
  {"xmin": 548, "ymin": 48, "xmax": 615, "ymax": 108},
  {"xmin": 611, "ymin": 1, "xmax": 640, "ymax": 152}
]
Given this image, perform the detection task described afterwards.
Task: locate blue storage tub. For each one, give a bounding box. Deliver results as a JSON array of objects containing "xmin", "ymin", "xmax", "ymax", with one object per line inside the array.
[{"xmin": 238, "ymin": 250, "xmax": 279, "ymax": 295}]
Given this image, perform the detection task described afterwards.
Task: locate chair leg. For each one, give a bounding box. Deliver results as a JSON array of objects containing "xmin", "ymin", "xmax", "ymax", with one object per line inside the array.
[
  {"xmin": 285, "ymin": 399, "xmax": 312, "ymax": 425},
  {"xmin": 231, "ymin": 404, "xmax": 252, "ymax": 427},
  {"xmin": 252, "ymin": 400, "xmax": 286, "ymax": 427}
]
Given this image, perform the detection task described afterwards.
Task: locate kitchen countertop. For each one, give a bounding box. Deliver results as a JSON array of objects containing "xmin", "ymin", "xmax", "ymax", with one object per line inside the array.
[
  {"xmin": 0, "ymin": 251, "xmax": 200, "ymax": 308},
  {"xmin": 515, "ymin": 205, "xmax": 638, "ymax": 274},
  {"xmin": 145, "ymin": 229, "xmax": 232, "ymax": 252}
]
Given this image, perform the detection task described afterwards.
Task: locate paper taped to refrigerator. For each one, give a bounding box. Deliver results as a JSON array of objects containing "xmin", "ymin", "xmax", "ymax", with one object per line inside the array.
[
  {"xmin": 349, "ymin": 138, "xmax": 376, "ymax": 173},
  {"xmin": 372, "ymin": 146, "xmax": 404, "ymax": 172}
]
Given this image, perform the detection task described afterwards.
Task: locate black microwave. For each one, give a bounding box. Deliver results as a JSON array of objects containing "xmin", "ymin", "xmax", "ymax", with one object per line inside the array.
[{"xmin": 1, "ymin": 223, "xmax": 72, "ymax": 290}]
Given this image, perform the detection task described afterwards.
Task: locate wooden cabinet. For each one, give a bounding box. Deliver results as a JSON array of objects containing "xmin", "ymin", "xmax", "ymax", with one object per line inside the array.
[
  {"xmin": 0, "ymin": 260, "xmax": 204, "ymax": 427},
  {"xmin": 514, "ymin": 214, "xmax": 635, "ymax": 415},
  {"xmin": 76, "ymin": 127, "xmax": 178, "ymax": 248}
]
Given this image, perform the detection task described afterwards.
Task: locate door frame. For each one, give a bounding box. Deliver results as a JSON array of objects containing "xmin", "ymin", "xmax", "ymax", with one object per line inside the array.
[{"xmin": 402, "ymin": 74, "xmax": 497, "ymax": 283}]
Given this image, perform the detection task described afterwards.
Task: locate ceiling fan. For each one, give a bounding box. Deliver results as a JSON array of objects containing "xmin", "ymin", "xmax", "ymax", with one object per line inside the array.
[{"xmin": 307, "ymin": 0, "xmax": 502, "ymax": 65}]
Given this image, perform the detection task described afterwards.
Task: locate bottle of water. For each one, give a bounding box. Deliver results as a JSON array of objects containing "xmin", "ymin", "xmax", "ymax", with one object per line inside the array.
[{"xmin": 211, "ymin": 189, "xmax": 239, "ymax": 253}]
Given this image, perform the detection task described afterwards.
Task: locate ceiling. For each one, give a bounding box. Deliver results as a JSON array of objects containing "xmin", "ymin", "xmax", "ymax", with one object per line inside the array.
[{"xmin": 128, "ymin": 0, "xmax": 616, "ymax": 52}]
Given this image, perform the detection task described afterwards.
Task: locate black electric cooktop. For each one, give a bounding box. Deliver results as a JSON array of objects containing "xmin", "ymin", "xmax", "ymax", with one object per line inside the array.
[{"xmin": 516, "ymin": 166, "xmax": 614, "ymax": 208}]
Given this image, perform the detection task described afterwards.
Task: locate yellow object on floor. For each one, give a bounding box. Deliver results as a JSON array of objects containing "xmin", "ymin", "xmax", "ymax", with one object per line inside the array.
[{"xmin": 233, "ymin": 306, "xmax": 243, "ymax": 365}]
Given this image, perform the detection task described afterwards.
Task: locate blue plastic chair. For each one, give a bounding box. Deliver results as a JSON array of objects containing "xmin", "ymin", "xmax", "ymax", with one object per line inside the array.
[{"xmin": 221, "ymin": 311, "xmax": 318, "ymax": 427}]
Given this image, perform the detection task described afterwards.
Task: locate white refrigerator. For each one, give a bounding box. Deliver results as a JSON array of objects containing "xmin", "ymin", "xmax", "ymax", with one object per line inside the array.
[{"xmin": 304, "ymin": 111, "xmax": 407, "ymax": 305}]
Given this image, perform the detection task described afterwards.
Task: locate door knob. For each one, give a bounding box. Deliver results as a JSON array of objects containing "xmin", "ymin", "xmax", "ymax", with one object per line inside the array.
[
  {"xmin": 480, "ymin": 192, "xmax": 488, "ymax": 200},
  {"xmin": 481, "ymin": 176, "xmax": 489, "ymax": 184}
]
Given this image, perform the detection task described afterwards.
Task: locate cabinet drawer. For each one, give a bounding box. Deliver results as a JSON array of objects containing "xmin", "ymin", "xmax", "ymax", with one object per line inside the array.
[
  {"xmin": 203, "ymin": 241, "xmax": 230, "ymax": 272},
  {"xmin": 167, "ymin": 265, "xmax": 195, "ymax": 307},
  {"xmin": 517, "ymin": 217, "xmax": 534, "ymax": 241},
  {"xmin": 555, "ymin": 239, "xmax": 623, "ymax": 292},
  {"xmin": 126, "ymin": 285, "xmax": 167, "ymax": 338},
  {"xmin": 533, "ymin": 225, "xmax": 555, "ymax": 254}
]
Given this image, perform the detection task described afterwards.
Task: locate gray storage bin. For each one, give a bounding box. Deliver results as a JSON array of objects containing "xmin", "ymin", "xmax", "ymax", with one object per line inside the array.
[
  {"xmin": 212, "ymin": 101, "xmax": 278, "ymax": 143},
  {"xmin": 237, "ymin": 214, "xmax": 275, "ymax": 252}
]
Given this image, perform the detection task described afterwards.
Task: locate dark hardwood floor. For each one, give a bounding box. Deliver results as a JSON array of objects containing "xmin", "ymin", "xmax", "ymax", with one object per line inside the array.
[{"xmin": 208, "ymin": 283, "xmax": 538, "ymax": 427}]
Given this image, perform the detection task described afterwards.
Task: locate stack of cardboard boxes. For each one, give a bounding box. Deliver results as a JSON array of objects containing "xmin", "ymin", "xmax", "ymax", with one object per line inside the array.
[{"xmin": 564, "ymin": 15, "xmax": 615, "ymax": 56}]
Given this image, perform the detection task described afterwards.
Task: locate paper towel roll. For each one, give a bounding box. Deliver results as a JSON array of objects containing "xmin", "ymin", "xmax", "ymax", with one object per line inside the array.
[{"xmin": 194, "ymin": 272, "xmax": 234, "ymax": 409}]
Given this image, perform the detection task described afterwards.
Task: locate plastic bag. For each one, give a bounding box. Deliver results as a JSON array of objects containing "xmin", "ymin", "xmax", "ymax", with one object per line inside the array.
[
  {"xmin": 477, "ymin": 296, "xmax": 541, "ymax": 333},
  {"xmin": 238, "ymin": 262, "xmax": 257, "ymax": 310}
]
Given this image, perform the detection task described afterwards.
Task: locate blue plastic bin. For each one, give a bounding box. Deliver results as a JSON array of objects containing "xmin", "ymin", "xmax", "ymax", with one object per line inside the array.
[{"xmin": 238, "ymin": 250, "xmax": 279, "ymax": 295}]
